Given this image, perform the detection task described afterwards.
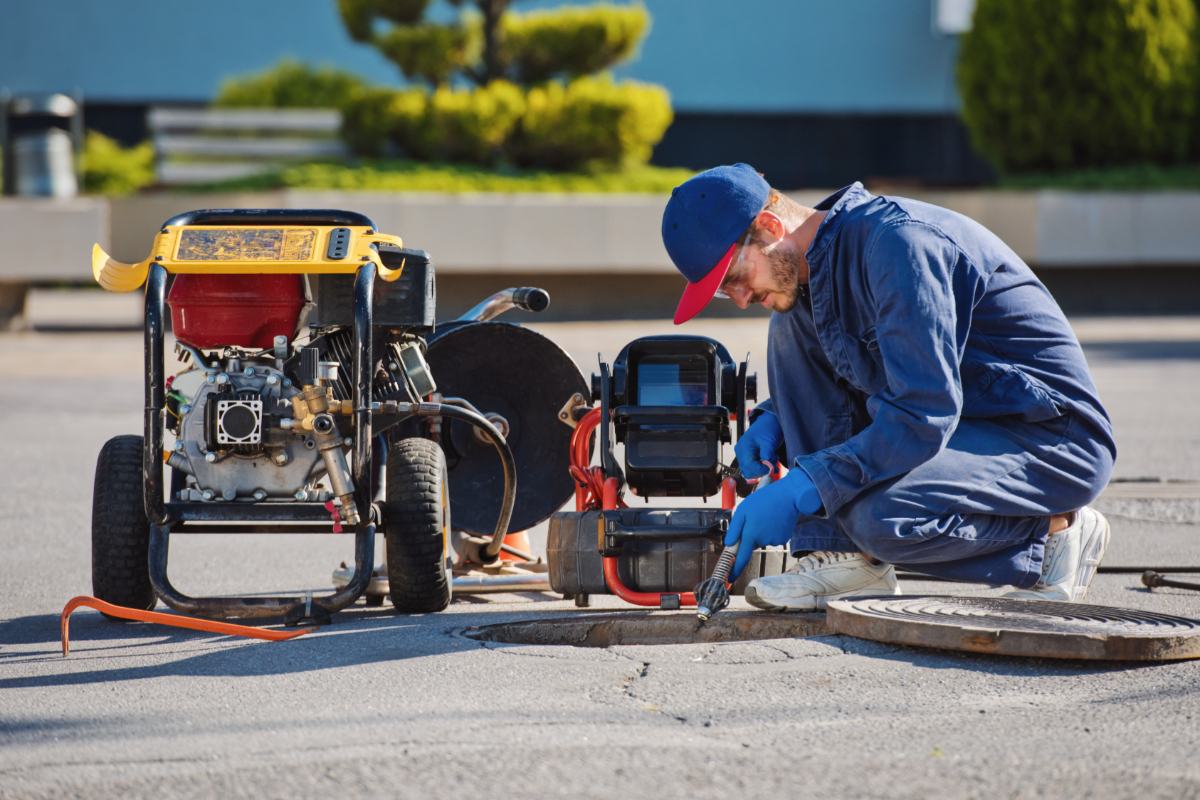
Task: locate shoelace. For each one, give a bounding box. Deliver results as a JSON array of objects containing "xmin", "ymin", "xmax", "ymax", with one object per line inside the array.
[{"xmin": 788, "ymin": 551, "xmax": 861, "ymax": 574}]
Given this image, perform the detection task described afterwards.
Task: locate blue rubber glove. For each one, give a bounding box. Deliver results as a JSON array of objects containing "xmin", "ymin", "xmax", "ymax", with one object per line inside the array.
[
  {"xmin": 734, "ymin": 410, "xmax": 784, "ymax": 480},
  {"xmin": 725, "ymin": 467, "xmax": 823, "ymax": 578}
]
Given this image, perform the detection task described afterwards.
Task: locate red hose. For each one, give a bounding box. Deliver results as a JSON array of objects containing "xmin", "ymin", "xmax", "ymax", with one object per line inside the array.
[
  {"xmin": 602, "ymin": 555, "xmax": 698, "ymax": 607},
  {"xmin": 60, "ymin": 596, "xmax": 314, "ymax": 656},
  {"xmin": 571, "ymin": 416, "xmax": 738, "ymax": 608},
  {"xmin": 570, "ymin": 408, "xmax": 626, "ymax": 511}
]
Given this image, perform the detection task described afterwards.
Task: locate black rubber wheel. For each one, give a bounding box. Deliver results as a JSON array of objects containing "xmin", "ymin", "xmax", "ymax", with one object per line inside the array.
[
  {"xmin": 91, "ymin": 435, "xmax": 156, "ymax": 616},
  {"xmin": 363, "ymin": 593, "xmax": 385, "ymax": 607},
  {"xmin": 385, "ymin": 438, "xmax": 452, "ymax": 613}
]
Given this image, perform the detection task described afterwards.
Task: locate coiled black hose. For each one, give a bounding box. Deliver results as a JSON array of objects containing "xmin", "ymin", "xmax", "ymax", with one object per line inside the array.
[{"xmin": 410, "ymin": 402, "xmax": 516, "ymax": 564}]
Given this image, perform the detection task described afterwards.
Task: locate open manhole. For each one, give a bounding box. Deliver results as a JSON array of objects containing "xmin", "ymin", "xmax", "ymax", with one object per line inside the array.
[
  {"xmin": 828, "ymin": 596, "xmax": 1200, "ymax": 661},
  {"xmin": 463, "ymin": 611, "xmax": 828, "ymax": 647}
]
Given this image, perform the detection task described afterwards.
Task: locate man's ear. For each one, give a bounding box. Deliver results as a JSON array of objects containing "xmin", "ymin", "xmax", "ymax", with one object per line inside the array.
[{"xmin": 754, "ymin": 211, "xmax": 786, "ymax": 243}]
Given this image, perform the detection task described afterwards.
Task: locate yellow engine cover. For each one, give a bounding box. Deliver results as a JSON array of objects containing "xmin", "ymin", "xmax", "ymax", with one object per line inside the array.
[{"xmin": 93, "ymin": 222, "xmax": 405, "ymax": 293}]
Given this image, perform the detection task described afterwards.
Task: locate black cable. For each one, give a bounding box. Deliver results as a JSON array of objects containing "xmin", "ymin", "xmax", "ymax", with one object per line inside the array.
[{"xmin": 427, "ymin": 404, "xmax": 517, "ymax": 564}]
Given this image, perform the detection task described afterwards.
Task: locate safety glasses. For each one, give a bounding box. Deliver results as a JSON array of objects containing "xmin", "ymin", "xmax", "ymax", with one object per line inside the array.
[
  {"xmin": 712, "ymin": 194, "xmax": 776, "ymax": 301},
  {"xmin": 711, "ymin": 230, "xmax": 753, "ymax": 301}
]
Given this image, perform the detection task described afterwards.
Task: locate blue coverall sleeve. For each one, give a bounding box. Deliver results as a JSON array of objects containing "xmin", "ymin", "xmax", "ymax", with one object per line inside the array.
[{"xmin": 794, "ymin": 221, "xmax": 975, "ymax": 515}]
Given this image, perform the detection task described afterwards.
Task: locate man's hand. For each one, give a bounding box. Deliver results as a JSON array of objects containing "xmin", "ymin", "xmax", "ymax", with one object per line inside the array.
[
  {"xmin": 725, "ymin": 467, "xmax": 822, "ymax": 578},
  {"xmin": 734, "ymin": 411, "xmax": 784, "ymax": 480}
]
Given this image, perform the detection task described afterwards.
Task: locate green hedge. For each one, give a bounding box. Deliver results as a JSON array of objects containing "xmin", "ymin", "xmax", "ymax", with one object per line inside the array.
[
  {"xmin": 341, "ymin": 76, "xmax": 672, "ymax": 171},
  {"xmin": 82, "ymin": 131, "xmax": 156, "ymax": 195},
  {"xmin": 338, "ymin": 0, "xmax": 430, "ymax": 41},
  {"xmin": 341, "ymin": 87, "xmax": 420, "ymax": 157},
  {"xmin": 959, "ymin": 0, "xmax": 1198, "ymax": 173},
  {"xmin": 214, "ymin": 60, "xmax": 368, "ymax": 108},
  {"xmin": 415, "ymin": 81, "xmax": 525, "ymax": 164},
  {"xmin": 502, "ymin": 3, "xmax": 649, "ymax": 83},
  {"xmin": 508, "ymin": 75, "xmax": 672, "ymax": 171},
  {"xmin": 374, "ymin": 23, "xmax": 475, "ymax": 87}
]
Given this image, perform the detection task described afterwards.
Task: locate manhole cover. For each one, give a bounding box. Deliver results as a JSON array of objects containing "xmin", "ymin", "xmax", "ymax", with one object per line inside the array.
[
  {"xmin": 827, "ymin": 596, "xmax": 1200, "ymax": 661},
  {"xmin": 463, "ymin": 612, "xmax": 828, "ymax": 647}
]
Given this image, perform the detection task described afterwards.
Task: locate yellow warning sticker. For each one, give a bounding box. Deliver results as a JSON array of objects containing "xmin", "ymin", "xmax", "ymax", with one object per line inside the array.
[{"xmin": 176, "ymin": 229, "xmax": 316, "ymax": 261}]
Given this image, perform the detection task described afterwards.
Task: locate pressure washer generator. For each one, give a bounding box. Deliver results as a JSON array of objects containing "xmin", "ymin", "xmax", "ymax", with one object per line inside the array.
[
  {"xmin": 88, "ymin": 208, "xmax": 586, "ymax": 625},
  {"xmin": 547, "ymin": 336, "xmax": 797, "ymax": 609}
]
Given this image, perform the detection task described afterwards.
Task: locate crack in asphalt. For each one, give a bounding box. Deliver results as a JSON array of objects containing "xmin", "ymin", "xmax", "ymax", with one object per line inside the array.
[{"xmin": 758, "ymin": 643, "xmax": 797, "ymax": 660}]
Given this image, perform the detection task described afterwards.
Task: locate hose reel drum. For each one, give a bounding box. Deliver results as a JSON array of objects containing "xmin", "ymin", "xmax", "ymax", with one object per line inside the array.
[{"xmin": 424, "ymin": 320, "xmax": 589, "ymax": 536}]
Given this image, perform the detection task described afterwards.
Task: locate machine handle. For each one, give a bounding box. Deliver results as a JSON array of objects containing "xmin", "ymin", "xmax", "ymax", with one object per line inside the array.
[
  {"xmin": 458, "ymin": 287, "xmax": 550, "ymax": 322},
  {"xmin": 605, "ymin": 522, "xmax": 728, "ymax": 539},
  {"xmin": 511, "ymin": 287, "xmax": 550, "ymax": 313}
]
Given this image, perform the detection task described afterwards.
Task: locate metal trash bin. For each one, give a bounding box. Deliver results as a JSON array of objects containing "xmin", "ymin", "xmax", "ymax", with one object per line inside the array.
[{"xmin": 1, "ymin": 91, "xmax": 83, "ymax": 197}]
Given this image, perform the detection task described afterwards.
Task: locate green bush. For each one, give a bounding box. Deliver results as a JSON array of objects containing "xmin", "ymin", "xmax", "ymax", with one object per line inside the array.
[
  {"xmin": 214, "ymin": 59, "xmax": 368, "ymax": 108},
  {"xmin": 341, "ymin": 87, "xmax": 424, "ymax": 157},
  {"xmin": 959, "ymin": 0, "xmax": 1198, "ymax": 173},
  {"xmin": 341, "ymin": 82, "xmax": 524, "ymax": 165},
  {"xmin": 339, "ymin": 0, "xmax": 655, "ymax": 89},
  {"xmin": 508, "ymin": 75, "xmax": 672, "ymax": 171},
  {"xmin": 82, "ymin": 131, "xmax": 156, "ymax": 195},
  {"xmin": 375, "ymin": 23, "xmax": 476, "ymax": 87},
  {"xmin": 502, "ymin": 3, "xmax": 649, "ymax": 83},
  {"xmin": 998, "ymin": 161, "xmax": 1200, "ymax": 189},
  {"xmin": 338, "ymin": 0, "xmax": 430, "ymax": 41},
  {"xmin": 414, "ymin": 81, "xmax": 525, "ymax": 164}
]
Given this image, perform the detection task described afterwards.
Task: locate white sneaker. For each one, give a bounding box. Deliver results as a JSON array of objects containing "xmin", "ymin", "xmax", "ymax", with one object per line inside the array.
[
  {"xmin": 744, "ymin": 551, "xmax": 900, "ymax": 612},
  {"xmin": 1003, "ymin": 506, "xmax": 1111, "ymax": 602}
]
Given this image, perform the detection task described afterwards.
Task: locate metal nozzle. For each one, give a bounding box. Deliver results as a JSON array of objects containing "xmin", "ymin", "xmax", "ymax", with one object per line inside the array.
[{"xmin": 694, "ymin": 540, "xmax": 739, "ymax": 623}]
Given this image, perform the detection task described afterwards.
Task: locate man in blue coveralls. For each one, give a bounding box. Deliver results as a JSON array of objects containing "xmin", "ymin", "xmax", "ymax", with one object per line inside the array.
[{"xmin": 662, "ymin": 164, "xmax": 1116, "ymax": 609}]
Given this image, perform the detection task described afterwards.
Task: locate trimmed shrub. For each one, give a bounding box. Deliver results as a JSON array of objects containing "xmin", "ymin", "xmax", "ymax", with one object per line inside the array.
[
  {"xmin": 959, "ymin": 0, "xmax": 1198, "ymax": 173},
  {"xmin": 341, "ymin": 82, "xmax": 524, "ymax": 165},
  {"xmin": 502, "ymin": 3, "xmax": 649, "ymax": 83},
  {"xmin": 341, "ymin": 87, "xmax": 427, "ymax": 157},
  {"xmin": 338, "ymin": 0, "xmax": 431, "ymax": 41},
  {"xmin": 410, "ymin": 81, "xmax": 525, "ymax": 164},
  {"xmin": 214, "ymin": 59, "xmax": 368, "ymax": 108},
  {"xmin": 82, "ymin": 131, "xmax": 156, "ymax": 195},
  {"xmin": 375, "ymin": 23, "xmax": 476, "ymax": 87},
  {"xmin": 508, "ymin": 75, "xmax": 672, "ymax": 172}
]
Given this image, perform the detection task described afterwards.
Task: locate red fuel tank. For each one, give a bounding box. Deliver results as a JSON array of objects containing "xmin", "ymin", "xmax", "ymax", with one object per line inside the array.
[{"xmin": 167, "ymin": 274, "xmax": 307, "ymax": 350}]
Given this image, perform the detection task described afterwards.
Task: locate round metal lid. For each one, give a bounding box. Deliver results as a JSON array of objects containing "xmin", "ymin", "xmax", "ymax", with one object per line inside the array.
[{"xmin": 826, "ymin": 596, "xmax": 1200, "ymax": 661}]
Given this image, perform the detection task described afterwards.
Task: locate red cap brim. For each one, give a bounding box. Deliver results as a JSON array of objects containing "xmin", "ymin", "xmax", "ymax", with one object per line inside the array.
[{"xmin": 673, "ymin": 242, "xmax": 737, "ymax": 325}]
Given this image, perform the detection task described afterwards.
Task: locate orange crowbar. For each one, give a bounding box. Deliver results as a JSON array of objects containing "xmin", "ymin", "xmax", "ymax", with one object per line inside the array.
[{"xmin": 60, "ymin": 596, "xmax": 315, "ymax": 656}]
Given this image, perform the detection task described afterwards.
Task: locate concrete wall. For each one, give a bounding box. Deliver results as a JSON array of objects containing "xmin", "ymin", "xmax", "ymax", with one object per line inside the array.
[
  {"xmin": 900, "ymin": 189, "xmax": 1200, "ymax": 267},
  {"xmin": 103, "ymin": 190, "xmax": 678, "ymax": 273},
  {"xmin": 0, "ymin": 197, "xmax": 108, "ymax": 281},
  {"xmin": 4, "ymin": 189, "xmax": 1200, "ymax": 319}
]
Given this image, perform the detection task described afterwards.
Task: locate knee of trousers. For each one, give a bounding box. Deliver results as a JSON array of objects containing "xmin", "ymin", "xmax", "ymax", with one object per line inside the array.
[{"xmin": 836, "ymin": 489, "xmax": 941, "ymax": 564}]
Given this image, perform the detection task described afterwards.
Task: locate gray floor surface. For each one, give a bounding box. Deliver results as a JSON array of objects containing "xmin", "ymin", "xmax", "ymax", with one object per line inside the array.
[{"xmin": 2, "ymin": 301, "xmax": 1199, "ymax": 799}]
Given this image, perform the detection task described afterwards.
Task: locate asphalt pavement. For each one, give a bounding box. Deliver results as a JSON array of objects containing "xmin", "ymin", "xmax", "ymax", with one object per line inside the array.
[{"xmin": 1, "ymin": 296, "xmax": 1199, "ymax": 799}]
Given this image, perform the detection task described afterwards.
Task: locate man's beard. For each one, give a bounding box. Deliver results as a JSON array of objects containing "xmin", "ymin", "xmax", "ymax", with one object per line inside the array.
[{"xmin": 752, "ymin": 244, "xmax": 803, "ymax": 313}]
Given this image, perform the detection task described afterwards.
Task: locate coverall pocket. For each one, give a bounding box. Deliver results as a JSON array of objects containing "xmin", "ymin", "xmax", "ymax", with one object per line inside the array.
[{"xmin": 960, "ymin": 359, "xmax": 1063, "ymax": 423}]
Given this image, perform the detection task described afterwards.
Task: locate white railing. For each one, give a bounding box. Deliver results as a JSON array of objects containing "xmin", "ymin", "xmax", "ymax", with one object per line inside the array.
[{"xmin": 148, "ymin": 107, "xmax": 347, "ymax": 185}]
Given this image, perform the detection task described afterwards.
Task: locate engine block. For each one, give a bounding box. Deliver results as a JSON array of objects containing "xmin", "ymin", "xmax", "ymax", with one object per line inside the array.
[{"xmin": 168, "ymin": 359, "xmax": 327, "ymax": 502}]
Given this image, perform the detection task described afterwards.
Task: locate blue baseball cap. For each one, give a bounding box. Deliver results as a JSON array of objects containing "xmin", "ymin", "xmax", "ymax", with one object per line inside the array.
[{"xmin": 662, "ymin": 163, "xmax": 770, "ymax": 324}]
